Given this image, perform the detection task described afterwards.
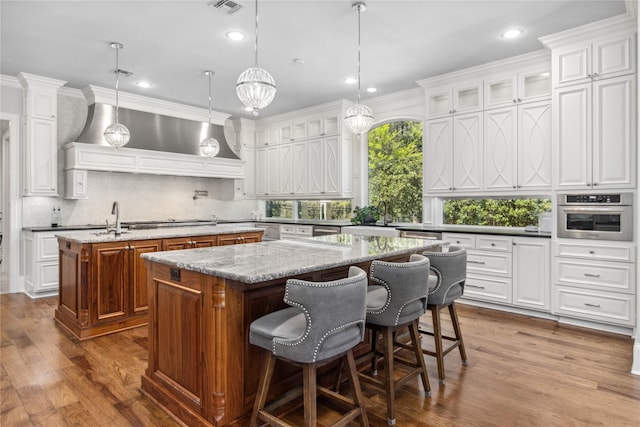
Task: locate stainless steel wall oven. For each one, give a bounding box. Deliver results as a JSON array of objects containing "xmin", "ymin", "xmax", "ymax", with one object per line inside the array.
[{"xmin": 556, "ymin": 193, "xmax": 633, "ymax": 241}]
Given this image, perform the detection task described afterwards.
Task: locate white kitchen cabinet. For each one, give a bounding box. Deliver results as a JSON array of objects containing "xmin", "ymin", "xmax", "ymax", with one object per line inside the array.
[
  {"xmin": 425, "ymin": 112, "xmax": 483, "ymax": 193},
  {"xmin": 484, "ymin": 68, "xmax": 551, "ymax": 110},
  {"xmin": 552, "ymin": 33, "xmax": 635, "ymax": 87},
  {"xmin": 255, "ymin": 147, "xmax": 268, "ymax": 196},
  {"xmin": 279, "ymin": 224, "xmax": 313, "ymax": 240},
  {"xmin": 64, "ymin": 169, "xmax": 88, "ymax": 199},
  {"xmin": 554, "ymin": 75, "xmax": 635, "ymax": 190},
  {"xmin": 307, "ymin": 136, "xmax": 342, "ymax": 196},
  {"xmin": 291, "ymin": 141, "xmax": 308, "ymax": 194},
  {"xmin": 307, "ymin": 113, "xmax": 340, "ymax": 138},
  {"xmin": 442, "ymin": 233, "xmax": 551, "ymax": 313},
  {"xmin": 426, "ymin": 80, "xmax": 483, "ymax": 118},
  {"xmin": 279, "ymin": 144, "xmax": 294, "ymax": 195},
  {"xmin": 513, "ymin": 237, "xmax": 550, "ymax": 311},
  {"xmin": 484, "ymin": 100, "xmax": 551, "ymax": 191},
  {"xmin": 18, "ymin": 73, "xmax": 66, "ymax": 197},
  {"xmin": 23, "ymin": 230, "xmax": 60, "ymax": 297},
  {"xmin": 552, "ymin": 239, "xmax": 636, "ymax": 328}
]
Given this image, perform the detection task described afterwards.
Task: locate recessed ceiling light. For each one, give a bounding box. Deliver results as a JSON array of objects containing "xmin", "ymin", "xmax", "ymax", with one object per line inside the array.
[
  {"xmin": 243, "ymin": 106, "xmax": 254, "ymax": 112},
  {"xmin": 226, "ymin": 31, "xmax": 245, "ymax": 41},
  {"xmin": 501, "ymin": 28, "xmax": 524, "ymax": 39},
  {"xmin": 136, "ymin": 81, "xmax": 152, "ymax": 88},
  {"xmin": 343, "ymin": 77, "xmax": 357, "ymax": 84},
  {"xmin": 293, "ymin": 58, "xmax": 305, "ymax": 65},
  {"xmin": 366, "ymin": 87, "xmax": 377, "ymax": 93}
]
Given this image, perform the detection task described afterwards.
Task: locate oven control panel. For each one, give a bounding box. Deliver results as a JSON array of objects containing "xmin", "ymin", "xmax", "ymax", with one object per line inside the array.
[{"xmin": 560, "ymin": 193, "xmax": 632, "ymax": 205}]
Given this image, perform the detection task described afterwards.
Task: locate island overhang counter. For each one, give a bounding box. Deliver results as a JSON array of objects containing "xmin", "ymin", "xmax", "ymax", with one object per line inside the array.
[{"xmin": 140, "ymin": 235, "xmax": 446, "ymax": 427}]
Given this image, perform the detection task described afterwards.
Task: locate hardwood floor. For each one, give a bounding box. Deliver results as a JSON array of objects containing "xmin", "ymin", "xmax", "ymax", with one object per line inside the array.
[{"xmin": 2, "ymin": 293, "xmax": 639, "ymax": 426}]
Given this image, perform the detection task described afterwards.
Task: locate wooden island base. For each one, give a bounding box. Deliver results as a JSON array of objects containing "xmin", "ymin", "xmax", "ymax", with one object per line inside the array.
[{"xmin": 141, "ymin": 254, "xmax": 410, "ymax": 427}]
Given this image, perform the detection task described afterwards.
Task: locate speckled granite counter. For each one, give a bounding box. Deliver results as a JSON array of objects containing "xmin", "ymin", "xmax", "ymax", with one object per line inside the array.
[
  {"xmin": 141, "ymin": 234, "xmax": 445, "ymax": 284},
  {"xmin": 140, "ymin": 235, "xmax": 444, "ymax": 426},
  {"xmin": 396, "ymin": 224, "xmax": 552, "ymax": 238},
  {"xmin": 55, "ymin": 224, "xmax": 261, "ymax": 243}
]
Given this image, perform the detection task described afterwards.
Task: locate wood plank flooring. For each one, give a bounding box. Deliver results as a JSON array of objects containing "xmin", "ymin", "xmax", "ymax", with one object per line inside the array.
[{"xmin": 2, "ymin": 293, "xmax": 639, "ymax": 426}]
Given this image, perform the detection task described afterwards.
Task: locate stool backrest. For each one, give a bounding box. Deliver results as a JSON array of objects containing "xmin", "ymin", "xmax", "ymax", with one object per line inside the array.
[
  {"xmin": 424, "ymin": 245, "xmax": 467, "ymax": 306},
  {"xmin": 368, "ymin": 254, "xmax": 431, "ymax": 326},
  {"xmin": 276, "ymin": 266, "xmax": 368, "ymax": 363}
]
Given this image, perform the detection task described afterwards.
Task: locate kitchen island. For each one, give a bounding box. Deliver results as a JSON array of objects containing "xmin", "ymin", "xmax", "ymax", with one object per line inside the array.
[
  {"xmin": 140, "ymin": 235, "xmax": 446, "ymax": 427},
  {"xmin": 54, "ymin": 225, "xmax": 263, "ymax": 340}
]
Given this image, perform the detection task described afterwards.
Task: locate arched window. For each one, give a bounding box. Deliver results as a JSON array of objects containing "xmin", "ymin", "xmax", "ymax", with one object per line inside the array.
[{"xmin": 367, "ymin": 121, "xmax": 423, "ymax": 223}]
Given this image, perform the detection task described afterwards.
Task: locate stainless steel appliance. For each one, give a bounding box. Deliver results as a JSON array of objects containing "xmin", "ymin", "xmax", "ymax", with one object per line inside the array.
[
  {"xmin": 557, "ymin": 193, "xmax": 633, "ymax": 241},
  {"xmin": 255, "ymin": 222, "xmax": 280, "ymax": 241},
  {"xmin": 312, "ymin": 225, "xmax": 342, "ymax": 236},
  {"xmin": 399, "ymin": 230, "xmax": 442, "ymax": 240}
]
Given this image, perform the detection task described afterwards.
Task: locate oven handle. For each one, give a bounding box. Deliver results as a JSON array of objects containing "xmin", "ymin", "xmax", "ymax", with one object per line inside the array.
[{"xmin": 560, "ymin": 206, "xmax": 627, "ymax": 214}]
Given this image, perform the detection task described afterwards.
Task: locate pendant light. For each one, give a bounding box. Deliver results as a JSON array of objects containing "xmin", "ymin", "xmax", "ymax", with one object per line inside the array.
[
  {"xmin": 200, "ymin": 70, "xmax": 221, "ymax": 158},
  {"xmin": 236, "ymin": 0, "xmax": 276, "ymax": 116},
  {"xmin": 344, "ymin": 2, "xmax": 374, "ymax": 135},
  {"xmin": 103, "ymin": 42, "xmax": 131, "ymax": 148}
]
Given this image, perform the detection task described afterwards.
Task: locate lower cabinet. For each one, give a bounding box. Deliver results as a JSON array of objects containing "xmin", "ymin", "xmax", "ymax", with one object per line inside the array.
[
  {"xmin": 552, "ymin": 240, "xmax": 636, "ymax": 328},
  {"xmin": 54, "ymin": 231, "xmax": 263, "ymax": 340},
  {"xmin": 24, "ymin": 230, "xmax": 61, "ymax": 297},
  {"xmin": 443, "ymin": 233, "xmax": 550, "ymax": 312}
]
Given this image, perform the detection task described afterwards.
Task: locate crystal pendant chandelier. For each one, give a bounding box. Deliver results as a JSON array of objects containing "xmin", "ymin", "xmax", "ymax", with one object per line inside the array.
[
  {"xmin": 344, "ymin": 2, "xmax": 374, "ymax": 135},
  {"xmin": 103, "ymin": 42, "xmax": 131, "ymax": 148},
  {"xmin": 236, "ymin": 0, "xmax": 276, "ymax": 116},
  {"xmin": 200, "ymin": 70, "xmax": 221, "ymax": 158}
]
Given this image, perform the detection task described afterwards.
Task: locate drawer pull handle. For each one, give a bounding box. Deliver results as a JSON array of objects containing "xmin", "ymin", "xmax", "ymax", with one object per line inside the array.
[
  {"xmin": 467, "ymin": 284, "xmax": 486, "ymax": 289},
  {"xmin": 584, "ymin": 303, "xmax": 601, "ymax": 308},
  {"xmin": 468, "ymin": 260, "xmax": 486, "ymax": 265},
  {"xmin": 490, "ymin": 243, "xmax": 495, "ymax": 247},
  {"xmin": 584, "ymin": 273, "xmax": 601, "ymax": 278},
  {"xmin": 589, "ymin": 250, "xmax": 595, "ymax": 254}
]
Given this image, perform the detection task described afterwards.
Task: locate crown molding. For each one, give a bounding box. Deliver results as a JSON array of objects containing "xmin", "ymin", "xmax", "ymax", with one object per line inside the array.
[
  {"xmin": 16, "ymin": 72, "xmax": 66, "ymax": 90},
  {"xmin": 539, "ymin": 12, "xmax": 636, "ymax": 49},
  {"xmin": 0, "ymin": 74, "xmax": 21, "ymax": 89}
]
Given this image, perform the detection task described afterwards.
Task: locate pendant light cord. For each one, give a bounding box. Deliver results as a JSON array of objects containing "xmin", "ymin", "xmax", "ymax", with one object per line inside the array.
[
  {"xmin": 207, "ymin": 71, "xmax": 213, "ymax": 125},
  {"xmin": 356, "ymin": 4, "xmax": 362, "ymax": 104},
  {"xmin": 254, "ymin": 0, "xmax": 259, "ymax": 68},
  {"xmin": 114, "ymin": 46, "xmax": 120, "ymax": 124}
]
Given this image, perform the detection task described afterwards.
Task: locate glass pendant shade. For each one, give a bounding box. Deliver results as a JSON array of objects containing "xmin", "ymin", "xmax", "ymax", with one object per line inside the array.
[
  {"xmin": 344, "ymin": 103, "xmax": 374, "ymax": 135},
  {"xmin": 236, "ymin": 67, "xmax": 276, "ymax": 116},
  {"xmin": 200, "ymin": 137, "xmax": 220, "ymax": 158},
  {"xmin": 103, "ymin": 122, "xmax": 130, "ymax": 148}
]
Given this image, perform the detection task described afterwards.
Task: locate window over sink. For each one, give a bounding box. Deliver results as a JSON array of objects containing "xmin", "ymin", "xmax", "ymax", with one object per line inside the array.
[{"xmin": 265, "ymin": 200, "xmax": 352, "ymax": 221}]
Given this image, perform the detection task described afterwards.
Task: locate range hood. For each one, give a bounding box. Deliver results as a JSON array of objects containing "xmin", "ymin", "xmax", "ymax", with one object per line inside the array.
[
  {"xmin": 64, "ymin": 86, "xmax": 244, "ymax": 181},
  {"xmin": 76, "ymin": 103, "xmax": 240, "ymax": 159}
]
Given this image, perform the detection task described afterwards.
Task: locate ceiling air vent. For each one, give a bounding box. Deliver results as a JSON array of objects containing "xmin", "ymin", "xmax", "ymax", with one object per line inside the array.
[{"xmin": 209, "ymin": 0, "xmax": 242, "ymax": 14}]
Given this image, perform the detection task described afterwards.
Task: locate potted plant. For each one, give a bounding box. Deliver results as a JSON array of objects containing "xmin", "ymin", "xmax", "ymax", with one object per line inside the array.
[{"xmin": 351, "ymin": 205, "xmax": 380, "ymax": 225}]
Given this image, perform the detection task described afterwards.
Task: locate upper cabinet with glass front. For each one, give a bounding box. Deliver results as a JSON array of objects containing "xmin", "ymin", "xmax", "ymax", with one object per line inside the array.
[
  {"xmin": 484, "ymin": 68, "xmax": 551, "ymax": 109},
  {"xmin": 426, "ymin": 80, "xmax": 483, "ymax": 118}
]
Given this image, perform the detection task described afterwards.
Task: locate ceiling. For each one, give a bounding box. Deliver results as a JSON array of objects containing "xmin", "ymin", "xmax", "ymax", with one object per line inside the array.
[{"xmin": 0, "ymin": 1, "xmax": 630, "ymax": 120}]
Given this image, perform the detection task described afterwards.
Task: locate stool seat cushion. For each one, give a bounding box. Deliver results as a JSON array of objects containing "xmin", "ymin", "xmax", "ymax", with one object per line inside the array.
[
  {"xmin": 250, "ymin": 307, "xmax": 306, "ymax": 352},
  {"xmin": 366, "ymin": 285, "xmax": 388, "ymax": 311}
]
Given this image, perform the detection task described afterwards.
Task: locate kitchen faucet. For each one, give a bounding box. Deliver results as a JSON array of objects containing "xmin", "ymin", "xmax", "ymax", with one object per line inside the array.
[{"xmin": 111, "ymin": 201, "xmax": 121, "ymax": 236}]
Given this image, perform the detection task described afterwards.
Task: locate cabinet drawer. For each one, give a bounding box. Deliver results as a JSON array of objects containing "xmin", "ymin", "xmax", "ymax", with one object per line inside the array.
[
  {"xmin": 442, "ymin": 233, "xmax": 475, "ymax": 249},
  {"xmin": 555, "ymin": 241, "xmax": 635, "ymax": 262},
  {"xmin": 476, "ymin": 236, "xmax": 512, "ymax": 252},
  {"xmin": 463, "ymin": 275, "xmax": 512, "ymax": 304},
  {"xmin": 295, "ymin": 225, "xmax": 313, "ymax": 236},
  {"xmin": 553, "ymin": 286, "xmax": 635, "ymax": 326},
  {"xmin": 554, "ymin": 258, "xmax": 635, "ymax": 293},
  {"xmin": 467, "ymin": 251, "xmax": 512, "ymax": 277},
  {"xmin": 280, "ymin": 225, "xmax": 295, "ymax": 234}
]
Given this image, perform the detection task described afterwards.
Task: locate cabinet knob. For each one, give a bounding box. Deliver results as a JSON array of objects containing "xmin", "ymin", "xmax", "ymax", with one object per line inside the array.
[
  {"xmin": 587, "ymin": 73, "xmax": 592, "ymax": 78},
  {"xmin": 130, "ymin": 245, "xmax": 135, "ymax": 250},
  {"xmin": 589, "ymin": 250, "xmax": 595, "ymax": 254},
  {"xmin": 593, "ymin": 72, "xmax": 598, "ymax": 76},
  {"xmin": 512, "ymin": 242, "xmax": 516, "ymax": 245},
  {"xmin": 125, "ymin": 246, "xmax": 130, "ymax": 250},
  {"xmin": 513, "ymin": 185, "xmax": 517, "ymax": 189},
  {"xmin": 517, "ymin": 98, "xmax": 521, "ymax": 103},
  {"xmin": 512, "ymin": 99, "xmax": 517, "ymax": 104},
  {"xmin": 593, "ymin": 183, "xmax": 598, "ymax": 186},
  {"xmin": 490, "ymin": 243, "xmax": 495, "ymax": 247}
]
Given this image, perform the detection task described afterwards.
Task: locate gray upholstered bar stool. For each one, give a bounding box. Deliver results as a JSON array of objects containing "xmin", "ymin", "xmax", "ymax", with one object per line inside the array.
[
  {"xmin": 358, "ymin": 254, "xmax": 431, "ymax": 426},
  {"xmin": 421, "ymin": 245, "xmax": 468, "ymax": 384},
  {"xmin": 249, "ymin": 266, "xmax": 369, "ymax": 427}
]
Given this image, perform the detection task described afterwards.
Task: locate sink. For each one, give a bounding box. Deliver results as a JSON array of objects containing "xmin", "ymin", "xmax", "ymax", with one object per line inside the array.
[
  {"xmin": 91, "ymin": 230, "xmax": 130, "ymax": 236},
  {"xmin": 342, "ymin": 226, "xmax": 400, "ymax": 238}
]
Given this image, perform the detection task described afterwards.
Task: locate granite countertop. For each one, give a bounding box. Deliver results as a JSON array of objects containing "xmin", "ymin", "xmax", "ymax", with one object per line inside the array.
[
  {"xmin": 141, "ymin": 235, "xmax": 446, "ymax": 284},
  {"xmin": 396, "ymin": 224, "xmax": 552, "ymax": 238},
  {"xmin": 54, "ymin": 225, "xmax": 262, "ymax": 243},
  {"xmin": 252, "ymin": 219, "xmax": 352, "ymax": 226}
]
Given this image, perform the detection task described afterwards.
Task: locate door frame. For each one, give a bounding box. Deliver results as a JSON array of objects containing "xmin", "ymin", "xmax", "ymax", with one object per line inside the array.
[{"xmin": 0, "ymin": 112, "xmax": 24, "ymax": 293}]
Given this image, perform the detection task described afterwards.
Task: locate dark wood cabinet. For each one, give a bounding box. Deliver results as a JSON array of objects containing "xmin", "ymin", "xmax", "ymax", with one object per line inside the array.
[{"xmin": 55, "ymin": 231, "xmax": 263, "ymax": 340}]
